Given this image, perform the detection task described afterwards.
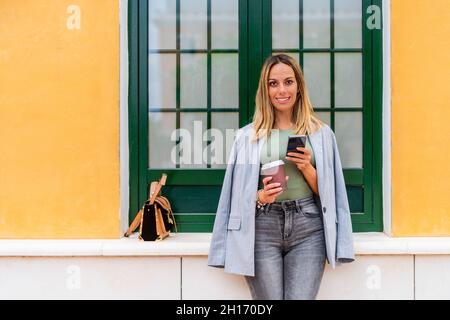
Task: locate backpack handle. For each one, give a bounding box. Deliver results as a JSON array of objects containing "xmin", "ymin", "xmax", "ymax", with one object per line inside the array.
[{"xmin": 149, "ymin": 174, "xmax": 167, "ymax": 204}]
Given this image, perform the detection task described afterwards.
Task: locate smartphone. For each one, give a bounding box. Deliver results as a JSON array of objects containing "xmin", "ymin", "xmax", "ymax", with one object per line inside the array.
[{"xmin": 286, "ymin": 135, "xmax": 307, "ymax": 156}]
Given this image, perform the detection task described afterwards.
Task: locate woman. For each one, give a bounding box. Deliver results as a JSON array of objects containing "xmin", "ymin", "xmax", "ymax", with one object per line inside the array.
[{"xmin": 208, "ymin": 54, "xmax": 355, "ymax": 300}]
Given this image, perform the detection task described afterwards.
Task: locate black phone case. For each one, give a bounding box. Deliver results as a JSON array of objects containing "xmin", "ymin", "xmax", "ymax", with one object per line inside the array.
[{"xmin": 286, "ymin": 136, "xmax": 306, "ymax": 155}]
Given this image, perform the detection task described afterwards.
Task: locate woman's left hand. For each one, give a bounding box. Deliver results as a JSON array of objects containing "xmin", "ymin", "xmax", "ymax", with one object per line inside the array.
[{"xmin": 286, "ymin": 147, "xmax": 312, "ymax": 172}]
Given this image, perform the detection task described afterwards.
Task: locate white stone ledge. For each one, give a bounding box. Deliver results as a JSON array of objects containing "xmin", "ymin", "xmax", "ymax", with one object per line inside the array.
[
  {"xmin": 354, "ymin": 233, "xmax": 450, "ymax": 255},
  {"xmin": 0, "ymin": 233, "xmax": 450, "ymax": 257}
]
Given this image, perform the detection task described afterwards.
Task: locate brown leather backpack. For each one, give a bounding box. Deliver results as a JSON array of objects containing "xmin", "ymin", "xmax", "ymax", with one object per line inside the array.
[{"xmin": 124, "ymin": 174, "xmax": 177, "ymax": 241}]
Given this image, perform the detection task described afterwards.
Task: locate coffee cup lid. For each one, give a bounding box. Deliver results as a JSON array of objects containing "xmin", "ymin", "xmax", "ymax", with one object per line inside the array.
[{"xmin": 261, "ymin": 160, "xmax": 285, "ymax": 171}]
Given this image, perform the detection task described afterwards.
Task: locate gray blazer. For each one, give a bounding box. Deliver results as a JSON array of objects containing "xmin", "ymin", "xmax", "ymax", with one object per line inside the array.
[{"xmin": 208, "ymin": 123, "xmax": 355, "ymax": 276}]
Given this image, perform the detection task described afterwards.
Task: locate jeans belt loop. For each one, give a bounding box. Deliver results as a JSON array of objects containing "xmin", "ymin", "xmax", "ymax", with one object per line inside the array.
[
  {"xmin": 262, "ymin": 203, "xmax": 268, "ymax": 215},
  {"xmin": 295, "ymin": 199, "xmax": 302, "ymax": 214}
]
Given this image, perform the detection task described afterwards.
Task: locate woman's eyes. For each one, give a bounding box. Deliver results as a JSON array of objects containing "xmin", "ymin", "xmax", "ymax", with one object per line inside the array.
[{"xmin": 269, "ymin": 80, "xmax": 295, "ymax": 87}]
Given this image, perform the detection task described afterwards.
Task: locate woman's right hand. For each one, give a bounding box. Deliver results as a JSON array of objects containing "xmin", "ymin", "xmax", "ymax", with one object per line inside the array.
[{"xmin": 258, "ymin": 176, "xmax": 289, "ymax": 204}]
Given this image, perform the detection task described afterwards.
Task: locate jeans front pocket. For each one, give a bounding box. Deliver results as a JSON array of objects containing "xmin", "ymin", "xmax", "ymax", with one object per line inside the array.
[{"xmin": 301, "ymin": 202, "xmax": 321, "ymax": 218}]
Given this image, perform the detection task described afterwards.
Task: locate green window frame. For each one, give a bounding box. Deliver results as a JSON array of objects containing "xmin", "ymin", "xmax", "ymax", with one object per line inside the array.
[{"xmin": 128, "ymin": 0, "xmax": 383, "ymax": 232}]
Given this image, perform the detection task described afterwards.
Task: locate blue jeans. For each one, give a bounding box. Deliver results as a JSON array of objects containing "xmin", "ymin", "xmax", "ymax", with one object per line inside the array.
[{"xmin": 245, "ymin": 195, "xmax": 326, "ymax": 300}]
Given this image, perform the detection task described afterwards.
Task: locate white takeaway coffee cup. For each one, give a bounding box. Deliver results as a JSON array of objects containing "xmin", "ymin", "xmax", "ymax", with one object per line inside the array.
[{"xmin": 260, "ymin": 160, "xmax": 287, "ymax": 191}]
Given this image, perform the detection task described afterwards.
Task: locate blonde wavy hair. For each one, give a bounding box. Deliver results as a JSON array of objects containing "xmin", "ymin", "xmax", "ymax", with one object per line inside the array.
[{"xmin": 252, "ymin": 54, "xmax": 323, "ymax": 141}]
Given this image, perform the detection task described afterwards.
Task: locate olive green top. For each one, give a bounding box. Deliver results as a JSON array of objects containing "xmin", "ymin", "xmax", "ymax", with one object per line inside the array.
[{"xmin": 259, "ymin": 128, "xmax": 315, "ymax": 201}]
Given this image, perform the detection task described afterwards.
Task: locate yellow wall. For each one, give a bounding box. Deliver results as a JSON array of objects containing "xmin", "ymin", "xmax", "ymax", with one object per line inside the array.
[
  {"xmin": 391, "ymin": 0, "xmax": 450, "ymax": 236},
  {"xmin": 0, "ymin": 1, "xmax": 120, "ymax": 238},
  {"xmin": 1, "ymin": 1, "xmax": 449, "ymax": 238}
]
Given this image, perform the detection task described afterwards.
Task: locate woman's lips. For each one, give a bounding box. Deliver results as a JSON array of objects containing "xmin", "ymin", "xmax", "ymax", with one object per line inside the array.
[{"xmin": 275, "ymin": 97, "xmax": 291, "ymax": 104}]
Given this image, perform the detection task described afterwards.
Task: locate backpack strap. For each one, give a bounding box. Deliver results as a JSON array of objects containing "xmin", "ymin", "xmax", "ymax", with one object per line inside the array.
[
  {"xmin": 124, "ymin": 207, "xmax": 143, "ymax": 237},
  {"xmin": 154, "ymin": 196, "xmax": 177, "ymax": 233}
]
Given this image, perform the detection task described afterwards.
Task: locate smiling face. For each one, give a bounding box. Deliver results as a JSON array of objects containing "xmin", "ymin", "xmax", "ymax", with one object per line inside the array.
[{"xmin": 268, "ymin": 62, "xmax": 298, "ymax": 114}]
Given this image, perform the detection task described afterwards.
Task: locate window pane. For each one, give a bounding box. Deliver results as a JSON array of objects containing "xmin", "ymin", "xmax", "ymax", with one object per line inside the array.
[
  {"xmin": 180, "ymin": 112, "xmax": 208, "ymax": 168},
  {"xmin": 348, "ymin": 186, "xmax": 364, "ymax": 213},
  {"xmin": 335, "ymin": 53, "xmax": 362, "ymax": 108},
  {"xmin": 149, "ymin": 0, "xmax": 176, "ymax": 50},
  {"xmin": 335, "ymin": 0, "xmax": 362, "ymax": 49},
  {"xmin": 315, "ymin": 112, "xmax": 330, "ymax": 127},
  {"xmin": 303, "ymin": 53, "xmax": 330, "ymax": 108},
  {"xmin": 180, "ymin": 0, "xmax": 207, "ymax": 50},
  {"xmin": 212, "ymin": 54, "xmax": 239, "ymax": 108},
  {"xmin": 303, "ymin": 0, "xmax": 330, "ymax": 49},
  {"xmin": 149, "ymin": 112, "xmax": 177, "ymax": 168},
  {"xmin": 181, "ymin": 54, "xmax": 207, "ymax": 108},
  {"xmin": 272, "ymin": 0, "xmax": 299, "ymax": 49},
  {"xmin": 335, "ymin": 112, "xmax": 362, "ymax": 168},
  {"xmin": 149, "ymin": 54, "xmax": 176, "ymax": 109},
  {"xmin": 210, "ymin": 112, "xmax": 239, "ymax": 168},
  {"xmin": 211, "ymin": 0, "xmax": 238, "ymax": 49}
]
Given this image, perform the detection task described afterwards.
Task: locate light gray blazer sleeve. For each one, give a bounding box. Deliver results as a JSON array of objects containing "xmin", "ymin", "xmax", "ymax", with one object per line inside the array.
[
  {"xmin": 207, "ymin": 136, "xmax": 239, "ymax": 268},
  {"xmin": 331, "ymin": 132, "xmax": 355, "ymax": 263}
]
